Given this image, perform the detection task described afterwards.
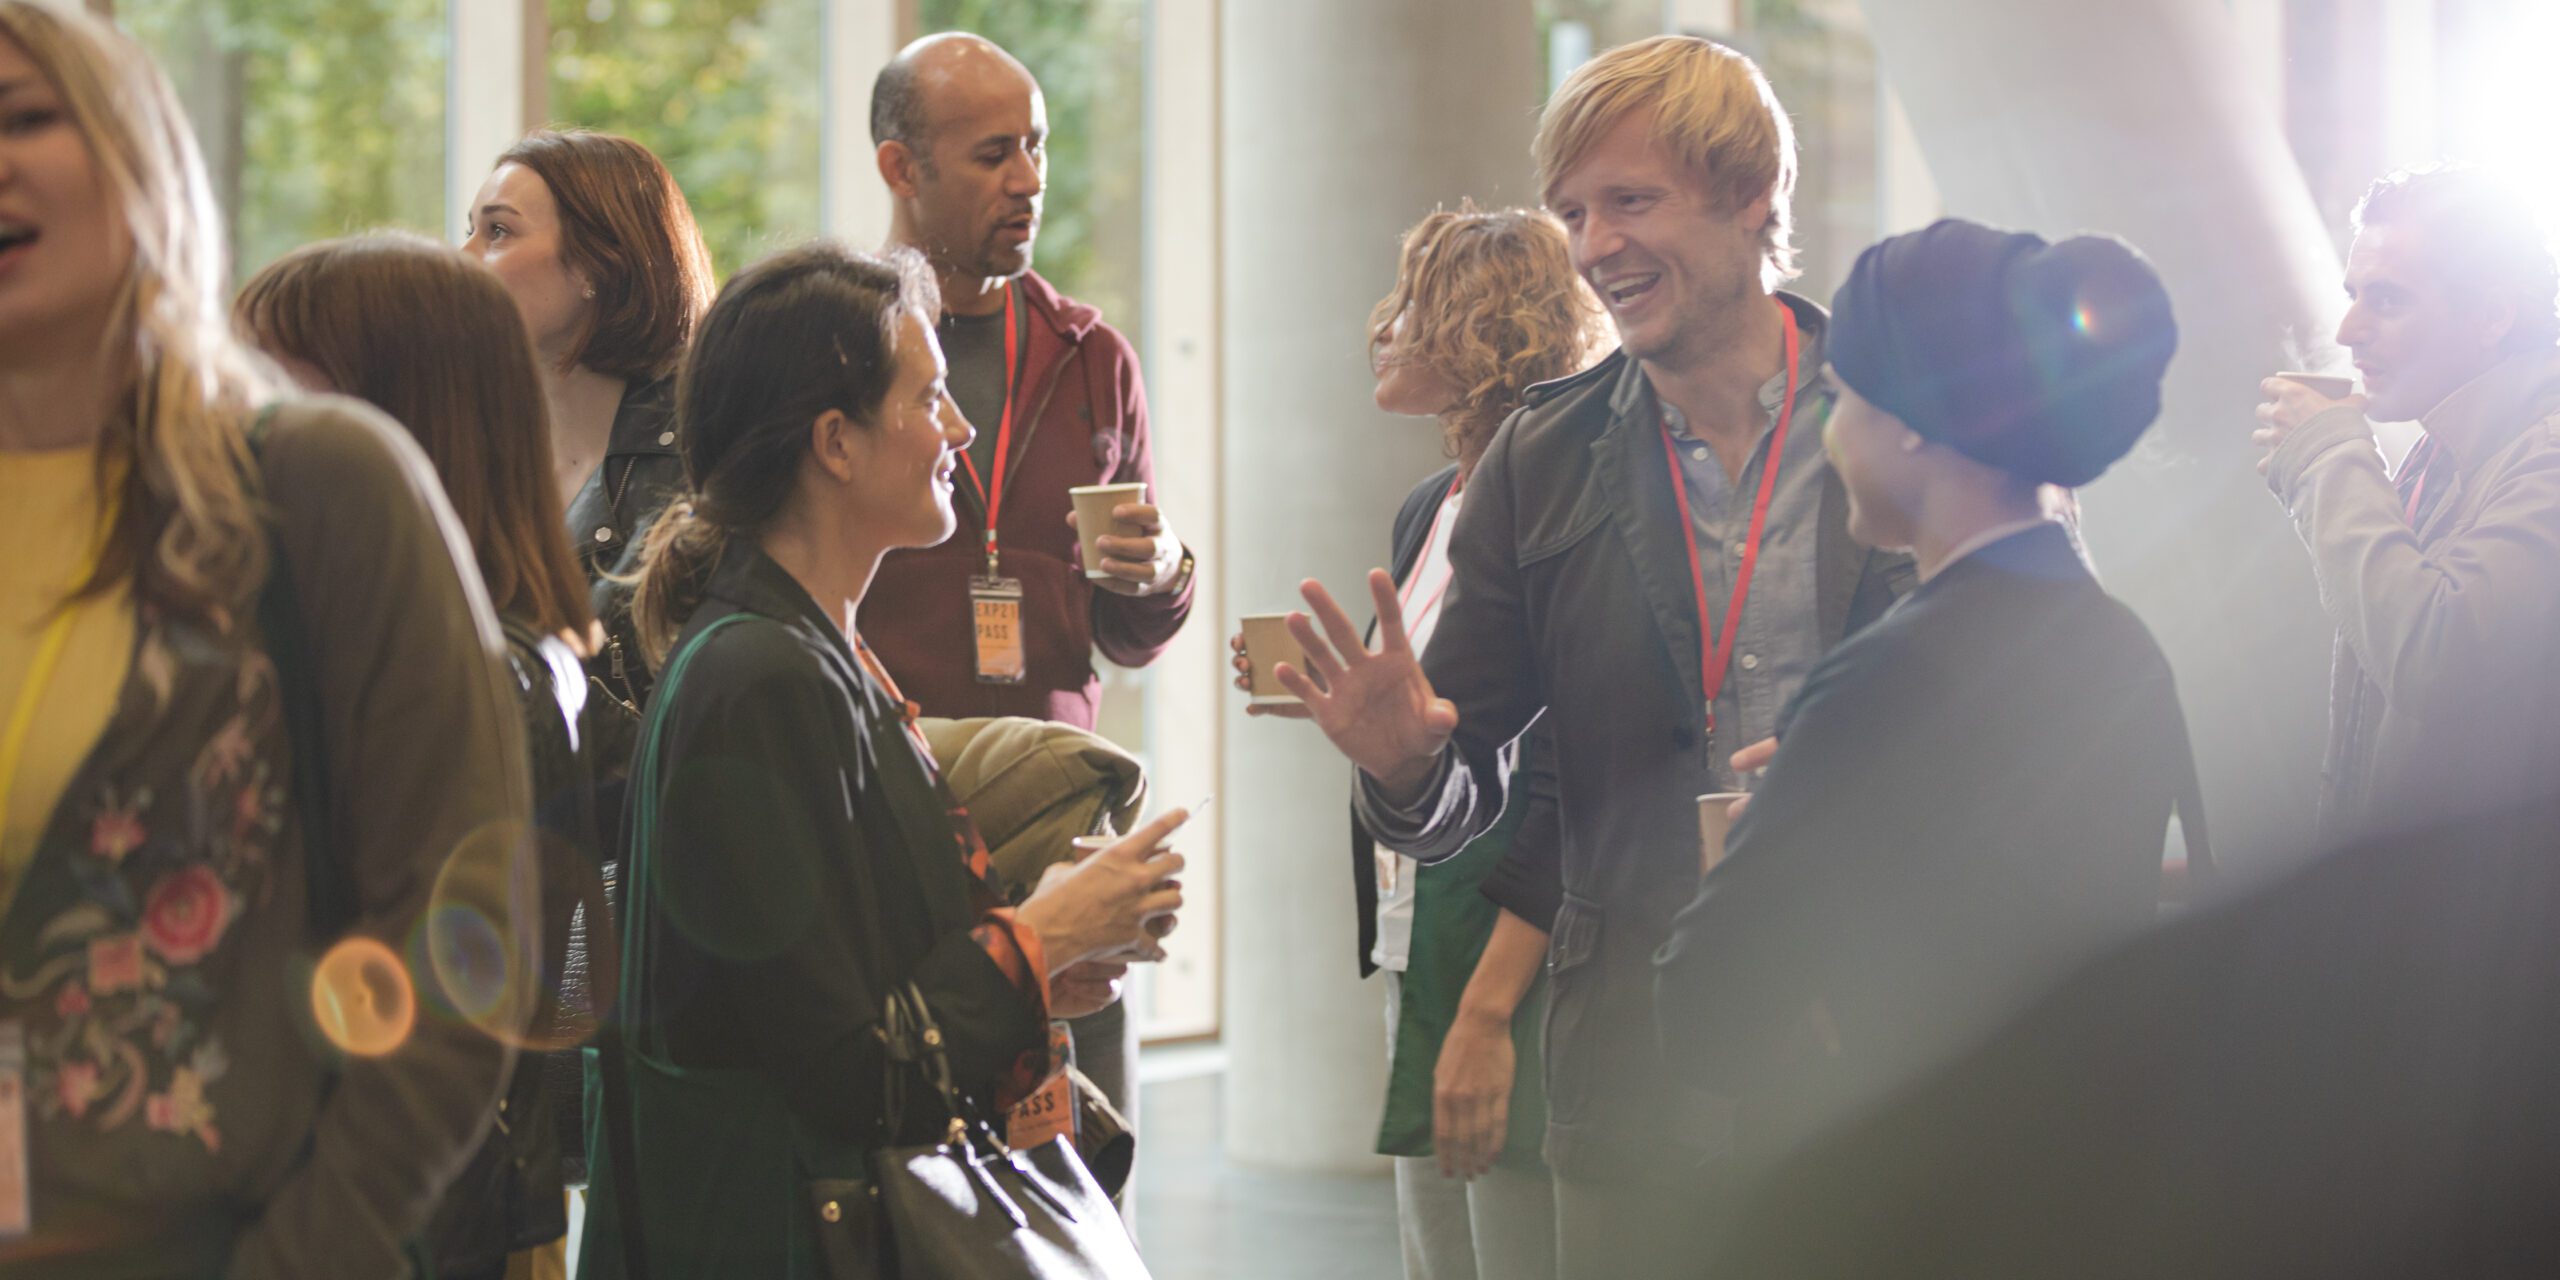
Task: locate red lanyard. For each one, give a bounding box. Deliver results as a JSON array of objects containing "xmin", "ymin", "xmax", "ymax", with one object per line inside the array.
[
  {"xmin": 1394, "ymin": 473, "xmax": 1465, "ymax": 630},
  {"xmin": 955, "ymin": 285, "xmax": 1021, "ymax": 575},
  {"xmin": 2401, "ymin": 433, "xmax": 2439, "ymax": 524},
  {"xmin": 1660, "ymin": 299, "xmax": 1799, "ymax": 738}
]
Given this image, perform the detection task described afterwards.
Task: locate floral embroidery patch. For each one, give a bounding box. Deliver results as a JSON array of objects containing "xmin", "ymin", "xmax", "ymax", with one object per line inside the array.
[{"xmin": 6, "ymin": 631, "xmax": 283, "ymax": 1156}]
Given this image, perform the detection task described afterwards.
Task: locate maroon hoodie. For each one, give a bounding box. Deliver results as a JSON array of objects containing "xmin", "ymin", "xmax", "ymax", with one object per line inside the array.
[{"xmin": 859, "ymin": 269, "xmax": 1195, "ymax": 729}]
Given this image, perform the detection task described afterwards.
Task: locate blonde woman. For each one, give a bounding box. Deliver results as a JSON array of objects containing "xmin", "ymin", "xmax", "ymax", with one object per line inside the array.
[
  {"xmin": 1234, "ymin": 205, "xmax": 1604, "ymax": 1280},
  {"xmin": 0, "ymin": 5, "xmax": 530, "ymax": 1274}
]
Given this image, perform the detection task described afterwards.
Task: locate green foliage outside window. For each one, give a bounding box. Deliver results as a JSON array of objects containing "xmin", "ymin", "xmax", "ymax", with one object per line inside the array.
[
  {"xmin": 543, "ymin": 0, "xmax": 822, "ymax": 280},
  {"xmin": 119, "ymin": 0, "xmax": 445, "ymax": 281},
  {"xmin": 916, "ymin": 0, "xmax": 1147, "ymax": 345}
]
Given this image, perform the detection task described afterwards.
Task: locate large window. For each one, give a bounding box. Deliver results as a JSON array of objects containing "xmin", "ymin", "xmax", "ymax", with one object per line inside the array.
[
  {"xmin": 542, "ymin": 0, "xmax": 823, "ymax": 278},
  {"xmin": 121, "ymin": 0, "xmax": 447, "ymax": 280}
]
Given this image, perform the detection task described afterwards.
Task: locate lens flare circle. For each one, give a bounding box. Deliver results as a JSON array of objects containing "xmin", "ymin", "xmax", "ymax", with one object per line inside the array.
[
  {"xmin": 420, "ymin": 820, "xmax": 540, "ymax": 1049},
  {"xmin": 311, "ymin": 936, "xmax": 416, "ymax": 1058}
]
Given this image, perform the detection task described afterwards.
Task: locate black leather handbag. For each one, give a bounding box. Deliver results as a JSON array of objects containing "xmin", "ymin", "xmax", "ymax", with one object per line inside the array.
[{"xmin": 805, "ymin": 983, "xmax": 1151, "ymax": 1280}]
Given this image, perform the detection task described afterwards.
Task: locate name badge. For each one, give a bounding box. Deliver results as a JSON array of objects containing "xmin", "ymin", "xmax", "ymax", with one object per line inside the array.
[
  {"xmin": 971, "ymin": 575, "xmax": 1026, "ymax": 685},
  {"xmin": 1005, "ymin": 1021, "xmax": 1077, "ymax": 1150},
  {"xmin": 0, "ymin": 1022, "xmax": 28, "ymax": 1238}
]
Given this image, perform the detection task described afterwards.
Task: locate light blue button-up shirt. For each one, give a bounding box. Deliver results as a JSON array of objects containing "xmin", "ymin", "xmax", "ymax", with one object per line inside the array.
[{"xmin": 1614, "ymin": 306, "xmax": 1834, "ymax": 792}]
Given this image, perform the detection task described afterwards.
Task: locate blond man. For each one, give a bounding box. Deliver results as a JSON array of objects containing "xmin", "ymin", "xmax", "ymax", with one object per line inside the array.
[{"xmin": 1281, "ymin": 36, "xmax": 1913, "ymax": 1275}]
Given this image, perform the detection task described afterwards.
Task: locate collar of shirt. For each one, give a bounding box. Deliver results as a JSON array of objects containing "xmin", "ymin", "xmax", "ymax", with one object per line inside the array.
[
  {"xmin": 2418, "ymin": 346, "xmax": 2560, "ymax": 473},
  {"xmin": 1610, "ymin": 292, "xmax": 1833, "ymax": 441},
  {"xmin": 604, "ymin": 375, "xmax": 680, "ymax": 459},
  {"xmin": 1929, "ymin": 516, "xmax": 2057, "ymax": 582}
]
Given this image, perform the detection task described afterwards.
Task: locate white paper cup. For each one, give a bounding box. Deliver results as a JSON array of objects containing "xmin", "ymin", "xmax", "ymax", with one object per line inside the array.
[
  {"xmin": 1070, "ymin": 483, "xmax": 1149, "ymax": 582},
  {"xmin": 1697, "ymin": 792, "xmax": 1749, "ymax": 875},
  {"xmin": 1238, "ymin": 614, "xmax": 1305, "ymax": 706},
  {"xmin": 2275, "ymin": 371, "xmax": 2357, "ymax": 399}
]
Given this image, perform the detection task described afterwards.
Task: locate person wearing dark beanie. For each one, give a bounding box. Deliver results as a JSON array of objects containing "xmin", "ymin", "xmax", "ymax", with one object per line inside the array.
[{"xmin": 1654, "ymin": 217, "xmax": 2207, "ymax": 1191}]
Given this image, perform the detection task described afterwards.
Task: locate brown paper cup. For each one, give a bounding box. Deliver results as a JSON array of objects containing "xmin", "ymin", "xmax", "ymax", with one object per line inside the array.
[
  {"xmin": 1238, "ymin": 613, "xmax": 1305, "ymax": 706},
  {"xmin": 1697, "ymin": 792, "xmax": 1749, "ymax": 875},
  {"xmin": 2275, "ymin": 371, "xmax": 2356, "ymax": 399},
  {"xmin": 1070, "ymin": 483, "xmax": 1149, "ymax": 581}
]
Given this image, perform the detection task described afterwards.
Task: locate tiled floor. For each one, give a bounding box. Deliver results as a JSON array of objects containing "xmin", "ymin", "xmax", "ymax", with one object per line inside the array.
[{"xmin": 1132, "ymin": 1072, "xmax": 1401, "ymax": 1279}]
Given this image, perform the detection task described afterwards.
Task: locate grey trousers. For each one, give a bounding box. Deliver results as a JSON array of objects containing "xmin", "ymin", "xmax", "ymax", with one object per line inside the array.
[
  {"xmin": 1394, "ymin": 1157, "xmax": 1560, "ymax": 1280},
  {"xmin": 1553, "ymin": 1169, "xmax": 1726, "ymax": 1280},
  {"xmin": 1066, "ymin": 1000, "xmax": 1136, "ymax": 1220}
]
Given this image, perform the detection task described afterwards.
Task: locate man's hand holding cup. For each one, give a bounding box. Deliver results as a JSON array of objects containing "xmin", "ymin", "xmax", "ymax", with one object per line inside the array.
[{"xmin": 2255, "ymin": 373, "xmax": 2366, "ymax": 476}]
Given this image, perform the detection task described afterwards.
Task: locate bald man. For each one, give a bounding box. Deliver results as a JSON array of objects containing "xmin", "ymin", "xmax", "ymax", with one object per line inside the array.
[{"xmin": 862, "ymin": 31, "xmax": 1196, "ymax": 1200}]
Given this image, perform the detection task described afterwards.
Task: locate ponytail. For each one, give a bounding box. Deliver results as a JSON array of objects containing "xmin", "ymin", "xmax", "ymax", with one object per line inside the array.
[{"xmin": 630, "ymin": 498, "xmax": 726, "ymax": 672}]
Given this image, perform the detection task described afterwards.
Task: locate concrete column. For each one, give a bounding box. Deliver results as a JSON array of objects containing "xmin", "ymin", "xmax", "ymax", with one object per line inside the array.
[
  {"xmin": 1858, "ymin": 0, "xmax": 2345, "ymax": 861},
  {"xmin": 1219, "ymin": 0, "xmax": 1541, "ymax": 1173}
]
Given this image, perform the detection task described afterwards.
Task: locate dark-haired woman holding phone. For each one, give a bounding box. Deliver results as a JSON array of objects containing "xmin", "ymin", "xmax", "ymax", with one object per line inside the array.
[{"xmin": 585, "ymin": 242, "xmax": 1182, "ymax": 1275}]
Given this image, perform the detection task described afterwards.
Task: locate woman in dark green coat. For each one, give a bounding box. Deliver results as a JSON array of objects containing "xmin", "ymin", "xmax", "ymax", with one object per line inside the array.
[{"xmin": 582, "ymin": 243, "xmax": 1187, "ymax": 1277}]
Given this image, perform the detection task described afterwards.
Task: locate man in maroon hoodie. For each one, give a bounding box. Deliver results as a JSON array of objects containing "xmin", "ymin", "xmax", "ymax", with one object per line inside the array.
[
  {"xmin": 865, "ymin": 32, "xmax": 1195, "ymax": 725},
  {"xmin": 865, "ymin": 30, "xmax": 1197, "ymax": 1175}
]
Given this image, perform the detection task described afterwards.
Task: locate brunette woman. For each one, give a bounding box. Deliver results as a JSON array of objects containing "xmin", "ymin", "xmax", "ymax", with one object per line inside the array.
[
  {"xmin": 1233, "ymin": 205, "xmax": 1604, "ymax": 1280},
  {"xmin": 236, "ymin": 230, "xmax": 600, "ymax": 1280},
  {"xmin": 0, "ymin": 6, "xmax": 530, "ymax": 1274},
  {"xmin": 462, "ymin": 128, "xmax": 714, "ymax": 707},
  {"xmin": 585, "ymin": 242, "xmax": 1182, "ymax": 1275}
]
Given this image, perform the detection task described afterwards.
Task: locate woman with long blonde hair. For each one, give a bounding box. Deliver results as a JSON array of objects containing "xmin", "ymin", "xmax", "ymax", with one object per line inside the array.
[
  {"xmin": 1234, "ymin": 204, "xmax": 1605, "ymax": 1280},
  {"xmin": 0, "ymin": 5, "xmax": 530, "ymax": 1273}
]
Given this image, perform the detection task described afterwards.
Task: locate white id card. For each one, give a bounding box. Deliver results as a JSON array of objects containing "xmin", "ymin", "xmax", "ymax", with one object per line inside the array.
[
  {"xmin": 972, "ymin": 575, "xmax": 1026, "ymax": 684},
  {"xmin": 0, "ymin": 1022, "xmax": 27, "ymax": 1238}
]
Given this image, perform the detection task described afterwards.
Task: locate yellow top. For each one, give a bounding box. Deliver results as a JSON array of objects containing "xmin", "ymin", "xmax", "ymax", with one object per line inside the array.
[{"xmin": 0, "ymin": 445, "xmax": 134, "ymax": 913}]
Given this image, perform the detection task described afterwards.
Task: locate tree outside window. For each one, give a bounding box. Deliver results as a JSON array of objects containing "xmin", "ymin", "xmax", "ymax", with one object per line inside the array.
[
  {"xmin": 542, "ymin": 0, "xmax": 822, "ymax": 279},
  {"xmin": 118, "ymin": 0, "xmax": 447, "ymax": 281}
]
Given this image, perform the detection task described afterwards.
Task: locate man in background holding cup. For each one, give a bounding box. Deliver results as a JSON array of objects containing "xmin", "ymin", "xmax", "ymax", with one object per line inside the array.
[
  {"xmin": 2253, "ymin": 162, "xmax": 2560, "ymax": 844},
  {"xmin": 863, "ymin": 32, "xmax": 1197, "ymax": 730},
  {"xmin": 860, "ymin": 31, "xmax": 1199, "ymax": 1183}
]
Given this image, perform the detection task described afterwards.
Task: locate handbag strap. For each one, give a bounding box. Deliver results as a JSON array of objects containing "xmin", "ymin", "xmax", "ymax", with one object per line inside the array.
[
  {"xmin": 836, "ymin": 664, "xmax": 983, "ymax": 1148},
  {"xmin": 2166, "ymin": 693, "xmax": 2216, "ymax": 893},
  {"xmin": 242, "ymin": 410, "xmax": 351, "ymax": 943},
  {"xmin": 601, "ymin": 611, "xmax": 750, "ymax": 1280}
]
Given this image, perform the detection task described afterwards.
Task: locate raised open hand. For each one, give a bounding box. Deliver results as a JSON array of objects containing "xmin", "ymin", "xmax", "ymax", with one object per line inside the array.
[{"xmin": 1274, "ymin": 570, "xmax": 1459, "ymax": 797}]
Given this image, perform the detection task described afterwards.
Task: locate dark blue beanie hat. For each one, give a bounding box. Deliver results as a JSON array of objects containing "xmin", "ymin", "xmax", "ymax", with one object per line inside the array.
[{"xmin": 1826, "ymin": 218, "xmax": 2178, "ymax": 488}]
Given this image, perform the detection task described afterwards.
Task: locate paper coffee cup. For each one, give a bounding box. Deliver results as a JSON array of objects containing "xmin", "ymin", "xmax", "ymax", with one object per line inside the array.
[
  {"xmin": 2275, "ymin": 371, "xmax": 2357, "ymax": 399},
  {"xmin": 1238, "ymin": 613, "xmax": 1305, "ymax": 706},
  {"xmin": 1697, "ymin": 792, "xmax": 1749, "ymax": 875},
  {"xmin": 1070, "ymin": 483, "xmax": 1149, "ymax": 582}
]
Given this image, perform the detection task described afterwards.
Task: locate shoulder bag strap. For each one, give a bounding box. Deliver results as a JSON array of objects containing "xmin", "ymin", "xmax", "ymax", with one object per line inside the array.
[
  {"xmin": 600, "ymin": 612, "xmax": 749, "ymax": 1280},
  {"xmin": 2166, "ymin": 694, "xmax": 2216, "ymax": 897},
  {"xmin": 243, "ymin": 411, "xmax": 349, "ymax": 943}
]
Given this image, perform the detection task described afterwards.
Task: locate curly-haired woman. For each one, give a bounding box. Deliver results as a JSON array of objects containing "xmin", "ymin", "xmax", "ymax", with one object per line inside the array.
[{"xmin": 1235, "ymin": 204, "xmax": 1605, "ymax": 1280}]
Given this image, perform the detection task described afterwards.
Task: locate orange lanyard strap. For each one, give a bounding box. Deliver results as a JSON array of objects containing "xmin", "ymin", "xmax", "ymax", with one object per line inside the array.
[
  {"xmin": 954, "ymin": 285, "xmax": 1020, "ymax": 576},
  {"xmin": 1393, "ymin": 472, "xmax": 1466, "ymax": 626},
  {"xmin": 1661, "ymin": 299, "xmax": 1800, "ymax": 738}
]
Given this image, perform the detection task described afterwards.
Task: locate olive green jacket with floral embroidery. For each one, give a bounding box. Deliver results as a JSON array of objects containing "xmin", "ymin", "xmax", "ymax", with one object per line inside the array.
[{"xmin": 0, "ymin": 398, "xmax": 533, "ymax": 1278}]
